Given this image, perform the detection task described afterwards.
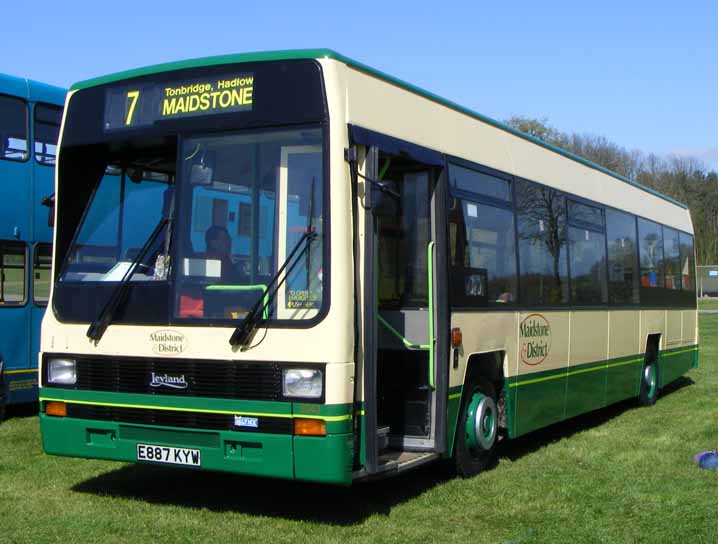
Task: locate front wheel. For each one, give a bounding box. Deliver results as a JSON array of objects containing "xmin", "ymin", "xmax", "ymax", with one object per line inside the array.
[
  {"xmin": 454, "ymin": 377, "xmax": 498, "ymax": 477},
  {"xmin": 638, "ymin": 359, "xmax": 659, "ymax": 406}
]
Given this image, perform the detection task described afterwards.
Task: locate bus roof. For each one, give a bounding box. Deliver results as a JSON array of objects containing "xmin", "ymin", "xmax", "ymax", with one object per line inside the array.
[
  {"xmin": 68, "ymin": 49, "xmax": 687, "ymax": 210},
  {"xmin": 0, "ymin": 72, "xmax": 65, "ymax": 106}
]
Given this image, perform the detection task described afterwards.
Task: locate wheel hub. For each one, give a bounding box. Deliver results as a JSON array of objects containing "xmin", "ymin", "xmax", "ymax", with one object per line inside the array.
[{"xmin": 465, "ymin": 392, "xmax": 497, "ymax": 451}]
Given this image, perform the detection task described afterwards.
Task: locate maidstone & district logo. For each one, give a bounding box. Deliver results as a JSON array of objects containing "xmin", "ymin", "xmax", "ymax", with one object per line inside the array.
[{"xmin": 519, "ymin": 313, "xmax": 552, "ymax": 365}]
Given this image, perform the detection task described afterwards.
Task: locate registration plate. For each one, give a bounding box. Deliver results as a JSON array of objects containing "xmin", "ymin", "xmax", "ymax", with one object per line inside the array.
[{"xmin": 136, "ymin": 443, "xmax": 201, "ymax": 467}]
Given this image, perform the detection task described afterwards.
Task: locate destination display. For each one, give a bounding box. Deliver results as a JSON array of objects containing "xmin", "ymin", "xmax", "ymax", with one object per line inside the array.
[{"xmin": 103, "ymin": 73, "xmax": 254, "ymax": 131}]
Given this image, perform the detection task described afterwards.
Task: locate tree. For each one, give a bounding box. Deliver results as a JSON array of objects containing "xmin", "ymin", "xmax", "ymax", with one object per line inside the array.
[{"xmin": 504, "ymin": 116, "xmax": 718, "ymax": 264}]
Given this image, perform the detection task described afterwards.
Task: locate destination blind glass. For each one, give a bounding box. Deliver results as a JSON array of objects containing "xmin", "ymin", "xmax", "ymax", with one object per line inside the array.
[{"xmin": 104, "ymin": 73, "xmax": 255, "ymax": 131}]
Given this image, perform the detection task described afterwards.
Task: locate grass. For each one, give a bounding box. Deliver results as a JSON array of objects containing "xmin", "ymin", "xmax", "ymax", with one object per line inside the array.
[
  {"xmin": 698, "ymin": 298, "xmax": 718, "ymax": 310},
  {"xmin": 2, "ymin": 318, "xmax": 718, "ymax": 543}
]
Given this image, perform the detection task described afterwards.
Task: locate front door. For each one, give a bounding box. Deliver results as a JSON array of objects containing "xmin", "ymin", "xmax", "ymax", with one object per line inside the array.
[{"xmin": 358, "ymin": 141, "xmax": 448, "ymax": 474}]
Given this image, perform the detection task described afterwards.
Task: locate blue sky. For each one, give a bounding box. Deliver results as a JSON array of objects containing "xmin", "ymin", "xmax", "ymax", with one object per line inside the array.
[{"xmin": 4, "ymin": 0, "xmax": 716, "ymax": 170}]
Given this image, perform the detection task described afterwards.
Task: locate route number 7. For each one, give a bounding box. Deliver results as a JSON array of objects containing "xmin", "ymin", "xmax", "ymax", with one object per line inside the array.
[{"xmin": 125, "ymin": 90, "xmax": 140, "ymax": 126}]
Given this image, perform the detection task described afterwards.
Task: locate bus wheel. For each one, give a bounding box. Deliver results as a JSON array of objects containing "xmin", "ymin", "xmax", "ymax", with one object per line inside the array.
[
  {"xmin": 638, "ymin": 359, "xmax": 659, "ymax": 406},
  {"xmin": 454, "ymin": 378, "xmax": 497, "ymax": 477}
]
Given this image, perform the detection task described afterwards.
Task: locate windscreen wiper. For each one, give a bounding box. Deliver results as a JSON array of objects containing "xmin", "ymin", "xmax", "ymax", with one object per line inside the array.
[
  {"xmin": 229, "ymin": 230, "xmax": 317, "ymax": 348},
  {"xmin": 86, "ymin": 218, "xmax": 169, "ymax": 342}
]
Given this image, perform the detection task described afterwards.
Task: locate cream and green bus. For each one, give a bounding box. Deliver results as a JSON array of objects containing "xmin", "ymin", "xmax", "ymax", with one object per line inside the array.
[{"xmin": 39, "ymin": 49, "xmax": 698, "ymax": 484}]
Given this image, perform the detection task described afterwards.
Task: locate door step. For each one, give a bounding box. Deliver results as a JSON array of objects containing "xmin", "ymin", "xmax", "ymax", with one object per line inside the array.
[
  {"xmin": 353, "ymin": 450, "xmax": 439, "ymax": 481},
  {"xmin": 377, "ymin": 450, "xmax": 438, "ymax": 472}
]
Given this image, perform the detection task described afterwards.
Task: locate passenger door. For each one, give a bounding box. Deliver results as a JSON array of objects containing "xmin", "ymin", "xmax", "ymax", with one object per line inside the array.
[{"xmin": 357, "ymin": 138, "xmax": 448, "ymax": 474}]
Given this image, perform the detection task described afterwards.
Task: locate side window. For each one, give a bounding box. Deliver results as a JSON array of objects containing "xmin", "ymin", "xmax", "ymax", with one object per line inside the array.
[
  {"xmin": 567, "ymin": 201, "xmax": 607, "ymax": 305},
  {"xmin": 449, "ymin": 197, "xmax": 517, "ymax": 307},
  {"xmin": 33, "ymin": 243, "xmax": 52, "ymax": 305},
  {"xmin": 515, "ymin": 179, "xmax": 569, "ymax": 305},
  {"xmin": 663, "ymin": 227, "xmax": 681, "ymax": 290},
  {"xmin": 450, "ymin": 164, "xmax": 511, "ymax": 202},
  {"xmin": 0, "ymin": 241, "xmax": 27, "ymax": 304},
  {"xmin": 34, "ymin": 104, "xmax": 62, "ymax": 166},
  {"xmin": 679, "ymin": 232, "xmax": 695, "ymax": 292},
  {"xmin": 448, "ymin": 164, "xmax": 516, "ymax": 307},
  {"xmin": 638, "ymin": 218, "xmax": 664, "ymax": 288},
  {"xmin": 0, "ymin": 95, "xmax": 29, "ymax": 161},
  {"xmin": 606, "ymin": 209, "xmax": 639, "ymax": 304}
]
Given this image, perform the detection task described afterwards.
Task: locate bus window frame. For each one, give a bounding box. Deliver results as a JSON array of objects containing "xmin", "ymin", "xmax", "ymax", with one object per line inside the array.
[
  {"xmin": 0, "ymin": 93, "xmax": 30, "ymax": 163},
  {"xmin": 605, "ymin": 207, "xmax": 640, "ymax": 307},
  {"xmin": 170, "ymin": 125, "xmax": 331, "ymax": 329},
  {"xmin": 443, "ymin": 154, "xmax": 695, "ymax": 312},
  {"xmin": 33, "ymin": 102, "xmax": 63, "ymax": 167},
  {"xmin": 447, "ymin": 160, "xmax": 518, "ymax": 309},
  {"xmin": 32, "ymin": 242, "xmax": 52, "ymax": 307},
  {"xmin": 0, "ymin": 240, "xmax": 28, "ymax": 307}
]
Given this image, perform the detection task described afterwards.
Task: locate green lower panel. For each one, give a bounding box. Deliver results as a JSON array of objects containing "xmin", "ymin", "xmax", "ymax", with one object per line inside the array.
[
  {"xmin": 294, "ymin": 433, "xmax": 353, "ymax": 485},
  {"xmin": 445, "ymin": 386, "xmax": 463, "ymax": 457},
  {"xmin": 605, "ymin": 357, "xmax": 642, "ymax": 405},
  {"xmin": 514, "ymin": 373, "xmax": 567, "ymax": 436},
  {"xmin": 506, "ymin": 382, "xmax": 517, "ymax": 438},
  {"xmin": 660, "ymin": 347, "xmax": 697, "ymax": 387},
  {"xmin": 565, "ymin": 361, "xmax": 606, "ymax": 419},
  {"xmin": 41, "ymin": 415, "xmax": 351, "ymax": 484}
]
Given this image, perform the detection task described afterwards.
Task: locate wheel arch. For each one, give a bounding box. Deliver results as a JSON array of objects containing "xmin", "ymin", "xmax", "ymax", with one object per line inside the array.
[{"xmin": 447, "ymin": 349, "xmax": 507, "ymax": 457}]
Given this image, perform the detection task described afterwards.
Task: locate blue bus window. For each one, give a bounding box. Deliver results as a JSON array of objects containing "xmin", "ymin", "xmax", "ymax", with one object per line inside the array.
[
  {"xmin": 34, "ymin": 104, "xmax": 62, "ymax": 166},
  {"xmin": 0, "ymin": 241, "xmax": 26, "ymax": 304},
  {"xmin": 0, "ymin": 95, "xmax": 29, "ymax": 161},
  {"xmin": 33, "ymin": 243, "xmax": 52, "ymax": 304}
]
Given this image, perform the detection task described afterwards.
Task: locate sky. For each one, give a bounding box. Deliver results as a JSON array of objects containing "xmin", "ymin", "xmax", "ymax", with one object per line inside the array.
[{"xmin": 4, "ymin": 0, "xmax": 717, "ymax": 170}]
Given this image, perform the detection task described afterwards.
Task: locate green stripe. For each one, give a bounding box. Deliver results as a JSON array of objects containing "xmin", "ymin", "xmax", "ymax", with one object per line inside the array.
[
  {"xmin": 38, "ymin": 388, "xmax": 352, "ymax": 422},
  {"xmin": 40, "ymin": 396, "xmax": 293, "ymax": 418},
  {"xmin": 4, "ymin": 369, "xmax": 36, "ymax": 375},
  {"xmin": 40, "ymin": 397, "xmax": 351, "ymax": 422},
  {"xmin": 509, "ymin": 346, "xmax": 698, "ymax": 389},
  {"xmin": 662, "ymin": 347, "xmax": 699, "ymax": 358}
]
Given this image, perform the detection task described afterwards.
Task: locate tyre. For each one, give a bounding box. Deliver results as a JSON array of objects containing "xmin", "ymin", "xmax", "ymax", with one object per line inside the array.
[
  {"xmin": 454, "ymin": 376, "xmax": 498, "ymax": 477},
  {"xmin": 638, "ymin": 351, "xmax": 659, "ymax": 406}
]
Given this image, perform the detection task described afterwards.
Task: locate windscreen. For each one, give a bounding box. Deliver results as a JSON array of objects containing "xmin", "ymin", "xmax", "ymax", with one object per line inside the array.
[
  {"xmin": 59, "ymin": 168, "xmax": 172, "ymax": 283},
  {"xmin": 175, "ymin": 128, "xmax": 324, "ymax": 321},
  {"xmin": 53, "ymin": 59, "xmax": 328, "ymax": 326}
]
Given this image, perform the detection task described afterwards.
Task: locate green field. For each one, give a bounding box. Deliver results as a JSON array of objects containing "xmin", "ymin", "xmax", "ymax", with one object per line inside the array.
[
  {"xmin": 699, "ymin": 298, "xmax": 718, "ymax": 311},
  {"xmin": 2, "ymin": 318, "xmax": 718, "ymax": 543}
]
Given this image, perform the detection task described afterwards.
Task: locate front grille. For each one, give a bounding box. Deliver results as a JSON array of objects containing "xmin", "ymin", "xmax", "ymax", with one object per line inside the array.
[
  {"xmin": 44, "ymin": 356, "xmax": 284, "ymax": 401},
  {"xmin": 66, "ymin": 403, "xmax": 292, "ymax": 434}
]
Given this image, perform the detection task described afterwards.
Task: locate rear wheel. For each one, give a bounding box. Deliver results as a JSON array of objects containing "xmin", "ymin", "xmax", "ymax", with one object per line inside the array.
[
  {"xmin": 639, "ymin": 351, "xmax": 659, "ymax": 406},
  {"xmin": 454, "ymin": 377, "xmax": 498, "ymax": 477}
]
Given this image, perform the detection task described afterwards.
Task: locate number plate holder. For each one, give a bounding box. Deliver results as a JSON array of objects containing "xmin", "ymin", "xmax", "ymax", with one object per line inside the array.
[{"xmin": 136, "ymin": 443, "xmax": 201, "ymax": 467}]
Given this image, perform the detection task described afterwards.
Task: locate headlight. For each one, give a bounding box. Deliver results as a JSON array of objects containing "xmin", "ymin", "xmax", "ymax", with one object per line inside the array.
[
  {"xmin": 48, "ymin": 358, "xmax": 77, "ymax": 385},
  {"xmin": 282, "ymin": 368, "xmax": 322, "ymax": 399}
]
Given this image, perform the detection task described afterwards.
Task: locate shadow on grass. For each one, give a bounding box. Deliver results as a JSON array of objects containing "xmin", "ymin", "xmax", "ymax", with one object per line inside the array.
[
  {"xmin": 2, "ymin": 402, "xmax": 38, "ymax": 421},
  {"xmin": 72, "ymin": 459, "xmax": 455, "ymax": 525},
  {"xmin": 71, "ymin": 377, "xmax": 694, "ymax": 524},
  {"xmin": 500, "ymin": 376, "xmax": 694, "ymax": 462}
]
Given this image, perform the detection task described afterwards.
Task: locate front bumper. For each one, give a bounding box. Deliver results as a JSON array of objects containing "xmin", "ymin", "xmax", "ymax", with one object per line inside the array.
[{"xmin": 39, "ymin": 390, "xmax": 354, "ymax": 485}]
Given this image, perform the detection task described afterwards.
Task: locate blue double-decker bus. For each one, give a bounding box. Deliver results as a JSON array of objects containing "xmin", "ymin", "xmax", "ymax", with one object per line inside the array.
[{"xmin": 0, "ymin": 74, "xmax": 64, "ymax": 418}]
